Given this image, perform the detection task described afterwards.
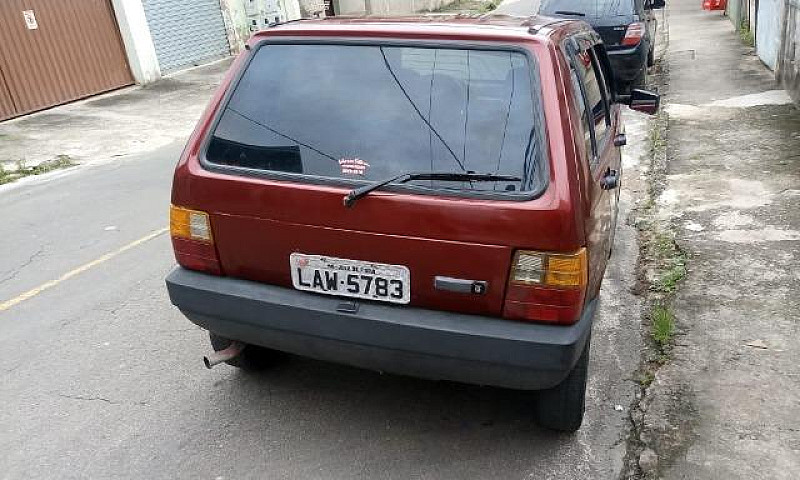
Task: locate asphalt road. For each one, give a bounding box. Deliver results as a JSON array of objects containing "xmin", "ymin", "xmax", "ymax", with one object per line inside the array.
[{"xmin": 0, "ymin": 110, "xmax": 649, "ymax": 478}]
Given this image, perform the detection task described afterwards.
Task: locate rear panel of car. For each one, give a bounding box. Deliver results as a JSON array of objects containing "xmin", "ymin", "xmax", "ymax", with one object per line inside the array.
[
  {"xmin": 593, "ymin": 25, "xmax": 629, "ymax": 48},
  {"xmin": 173, "ymin": 25, "xmax": 585, "ymax": 319},
  {"xmin": 540, "ymin": 0, "xmax": 637, "ymax": 47}
]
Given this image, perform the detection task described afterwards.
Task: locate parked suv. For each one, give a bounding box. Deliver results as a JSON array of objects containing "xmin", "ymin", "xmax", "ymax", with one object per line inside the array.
[
  {"xmin": 539, "ymin": 0, "xmax": 665, "ymax": 91},
  {"xmin": 166, "ymin": 15, "xmax": 658, "ymax": 432}
]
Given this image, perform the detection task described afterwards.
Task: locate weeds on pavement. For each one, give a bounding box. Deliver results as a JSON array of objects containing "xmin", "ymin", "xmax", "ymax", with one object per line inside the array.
[
  {"xmin": 739, "ymin": 20, "xmax": 755, "ymax": 47},
  {"xmin": 0, "ymin": 155, "xmax": 76, "ymax": 185},
  {"xmin": 651, "ymin": 305, "xmax": 675, "ymax": 349}
]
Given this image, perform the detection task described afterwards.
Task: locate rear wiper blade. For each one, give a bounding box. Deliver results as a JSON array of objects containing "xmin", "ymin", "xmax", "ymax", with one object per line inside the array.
[
  {"xmin": 553, "ymin": 10, "xmax": 586, "ymax": 16},
  {"xmin": 343, "ymin": 172, "xmax": 522, "ymax": 208}
]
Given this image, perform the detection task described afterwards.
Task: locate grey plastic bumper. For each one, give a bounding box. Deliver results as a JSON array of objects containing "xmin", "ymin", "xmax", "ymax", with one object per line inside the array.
[{"xmin": 166, "ymin": 268, "xmax": 596, "ymax": 390}]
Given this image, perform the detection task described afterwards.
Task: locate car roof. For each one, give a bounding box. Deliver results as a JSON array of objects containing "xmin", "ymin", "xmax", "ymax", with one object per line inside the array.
[{"xmin": 252, "ymin": 14, "xmax": 587, "ymax": 42}]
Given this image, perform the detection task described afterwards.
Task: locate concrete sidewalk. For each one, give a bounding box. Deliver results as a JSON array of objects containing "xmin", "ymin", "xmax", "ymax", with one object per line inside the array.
[
  {"xmin": 0, "ymin": 59, "xmax": 231, "ymax": 181},
  {"xmin": 494, "ymin": 0, "xmax": 538, "ymax": 15},
  {"xmin": 641, "ymin": 1, "xmax": 800, "ymax": 478}
]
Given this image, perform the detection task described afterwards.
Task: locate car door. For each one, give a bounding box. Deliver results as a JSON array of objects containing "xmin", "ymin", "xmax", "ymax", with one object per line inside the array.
[
  {"xmin": 566, "ymin": 36, "xmax": 621, "ymax": 295},
  {"xmin": 593, "ymin": 42, "xmax": 624, "ymax": 251}
]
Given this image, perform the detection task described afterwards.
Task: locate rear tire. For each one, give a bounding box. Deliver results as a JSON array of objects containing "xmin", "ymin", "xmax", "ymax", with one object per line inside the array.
[
  {"xmin": 534, "ymin": 337, "xmax": 590, "ymax": 432},
  {"xmin": 647, "ymin": 48, "xmax": 655, "ymax": 68},
  {"xmin": 209, "ymin": 332, "xmax": 283, "ymax": 371}
]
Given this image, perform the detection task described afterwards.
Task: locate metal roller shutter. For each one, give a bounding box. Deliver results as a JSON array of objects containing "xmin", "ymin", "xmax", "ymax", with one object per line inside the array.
[
  {"xmin": 142, "ymin": 0, "xmax": 230, "ymax": 73},
  {"xmin": 0, "ymin": 0, "xmax": 134, "ymax": 121}
]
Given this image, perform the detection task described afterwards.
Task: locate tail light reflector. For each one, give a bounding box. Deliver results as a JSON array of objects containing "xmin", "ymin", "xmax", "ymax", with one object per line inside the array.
[
  {"xmin": 170, "ymin": 205, "xmax": 221, "ymax": 275},
  {"xmin": 621, "ymin": 22, "xmax": 645, "ymax": 47},
  {"xmin": 503, "ymin": 249, "xmax": 588, "ymax": 325}
]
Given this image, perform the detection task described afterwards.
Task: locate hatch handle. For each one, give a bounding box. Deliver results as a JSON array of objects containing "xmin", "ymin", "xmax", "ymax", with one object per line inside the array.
[{"xmin": 434, "ymin": 276, "xmax": 488, "ymax": 295}]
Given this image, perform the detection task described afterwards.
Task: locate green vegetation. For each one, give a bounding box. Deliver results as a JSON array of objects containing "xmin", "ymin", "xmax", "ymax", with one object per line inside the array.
[
  {"xmin": 652, "ymin": 233, "xmax": 687, "ymax": 293},
  {"xmin": 654, "ymin": 260, "xmax": 686, "ymax": 293},
  {"xmin": 0, "ymin": 155, "xmax": 76, "ymax": 185},
  {"xmin": 651, "ymin": 305, "xmax": 675, "ymax": 350},
  {"xmin": 739, "ymin": 20, "xmax": 755, "ymax": 47},
  {"xmin": 639, "ymin": 370, "xmax": 656, "ymax": 387}
]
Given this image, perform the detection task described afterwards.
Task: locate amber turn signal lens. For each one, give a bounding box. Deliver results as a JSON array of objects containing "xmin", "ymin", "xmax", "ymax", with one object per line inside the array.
[
  {"xmin": 545, "ymin": 250, "xmax": 587, "ymax": 287},
  {"xmin": 511, "ymin": 248, "xmax": 587, "ymax": 288},
  {"xmin": 170, "ymin": 205, "xmax": 213, "ymax": 243}
]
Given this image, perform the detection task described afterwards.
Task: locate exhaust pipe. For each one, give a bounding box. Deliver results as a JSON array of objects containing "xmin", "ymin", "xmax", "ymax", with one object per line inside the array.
[{"xmin": 204, "ymin": 342, "xmax": 245, "ymax": 369}]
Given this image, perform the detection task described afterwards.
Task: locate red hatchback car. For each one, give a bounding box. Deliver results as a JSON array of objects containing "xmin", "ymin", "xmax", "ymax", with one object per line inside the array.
[{"xmin": 166, "ymin": 15, "xmax": 658, "ymax": 432}]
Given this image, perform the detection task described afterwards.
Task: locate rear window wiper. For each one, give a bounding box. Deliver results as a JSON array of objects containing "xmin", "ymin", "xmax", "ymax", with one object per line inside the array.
[
  {"xmin": 553, "ymin": 10, "xmax": 586, "ymax": 16},
  {"xmin": 343, "ymin": 172, "xmax": 522, "ymax": 208}
]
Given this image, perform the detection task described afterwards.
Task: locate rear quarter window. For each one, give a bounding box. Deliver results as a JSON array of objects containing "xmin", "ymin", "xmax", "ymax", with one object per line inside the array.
[
  {"xmin": 573, "ymin": 49, "xmax": 609, "ymax": 147},
  {"xmin": 204, "ymin": 42, "xmax": 548, "ymax": 196}
]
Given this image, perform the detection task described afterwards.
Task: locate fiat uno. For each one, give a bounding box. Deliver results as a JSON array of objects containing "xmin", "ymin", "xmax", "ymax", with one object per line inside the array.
[{"xmin": 166, "ymin": 14, "xmax": 659, "ymax": 432}]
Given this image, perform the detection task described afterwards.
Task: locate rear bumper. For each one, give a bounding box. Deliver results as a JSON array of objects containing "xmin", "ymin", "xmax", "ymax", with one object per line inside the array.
[
  {"xmin": 608, "ymin": 41, "xmax": 649, "ymax": 83},
  {"xmin": 166, "ymin": 268, "xmax": 596, "ymax": 390}
]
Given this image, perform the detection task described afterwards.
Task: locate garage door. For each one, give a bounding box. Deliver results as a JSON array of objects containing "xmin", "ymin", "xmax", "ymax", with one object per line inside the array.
[
  {"xmin": 142, "ymin": 0, "xmax": 230, "ymax": 73},
  {"xmin": 0, "ymin": 0, "xmax": 133, "ymax": 121}
]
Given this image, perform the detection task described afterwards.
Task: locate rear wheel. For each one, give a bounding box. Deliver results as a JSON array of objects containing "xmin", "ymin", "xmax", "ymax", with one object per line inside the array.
[
  {"xmin": 647, "ymin": 48, "xmax": 655, "ymax": 67},
  {"xmin": 534, "ymin": 337, "xmax": 590, "ymax": 432},
  {"xmin": 209, "ymin": 332, "xmax": 283, "ymax": 371}
]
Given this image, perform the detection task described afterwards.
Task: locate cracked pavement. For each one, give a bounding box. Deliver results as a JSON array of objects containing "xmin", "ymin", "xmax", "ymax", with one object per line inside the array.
[{"xmin": 0, "ymin": 247, "xmax": 44, "ymax": 285}]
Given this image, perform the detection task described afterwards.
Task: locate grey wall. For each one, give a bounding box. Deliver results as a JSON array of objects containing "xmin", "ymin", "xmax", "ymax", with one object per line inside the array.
[
  {"xmin": 757, "ymin": 0, "xmax": 784, "ymax": 69},
  {"xmin": 728, "ymin": 0, "xmax": 744, "ymax": 29}
]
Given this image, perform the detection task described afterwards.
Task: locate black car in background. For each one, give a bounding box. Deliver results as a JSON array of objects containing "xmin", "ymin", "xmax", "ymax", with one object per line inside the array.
[{"xmin": 539, "ymin": 0, "xmax": 665, "ymax": 91}]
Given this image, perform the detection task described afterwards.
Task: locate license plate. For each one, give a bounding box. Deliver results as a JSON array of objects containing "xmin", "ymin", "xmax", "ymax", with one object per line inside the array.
[{"xmin": 290, "ymin": 253, "xmax": 411, "ymax": 304}]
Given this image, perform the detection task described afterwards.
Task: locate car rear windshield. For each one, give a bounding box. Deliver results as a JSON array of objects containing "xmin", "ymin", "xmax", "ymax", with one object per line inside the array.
[
  {"xmin": 205, "ymin": 43, "xmax": 547, "ymax": 195},
  {"xmin": 539, "ymin": 0, "xmax": 634, "ymax": 17}
]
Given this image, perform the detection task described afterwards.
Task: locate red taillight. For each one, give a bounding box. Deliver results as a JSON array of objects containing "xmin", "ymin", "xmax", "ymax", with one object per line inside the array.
[
  {"xmin": 170, "ymin": 205, "xmax": 222, "ymax": 275},
  {"xmin": 621, "ymin": 22, "xmax": 644, "ymax": 47},
  {"xmin": 503, "ymin": 249, "xmax": 588, "ymax": 325}
]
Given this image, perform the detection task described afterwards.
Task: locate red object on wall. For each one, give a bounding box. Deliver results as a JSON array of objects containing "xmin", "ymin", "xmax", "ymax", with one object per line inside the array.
[{"xmin": 702, "ymin": 0, "xmax": 727, "ymax": 10}]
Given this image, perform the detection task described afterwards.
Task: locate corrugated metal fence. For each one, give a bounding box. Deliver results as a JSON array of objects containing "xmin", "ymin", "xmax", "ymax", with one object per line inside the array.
[{"xmin": 0, "ymin": 0, "xmax": 133, "ymax": 121}]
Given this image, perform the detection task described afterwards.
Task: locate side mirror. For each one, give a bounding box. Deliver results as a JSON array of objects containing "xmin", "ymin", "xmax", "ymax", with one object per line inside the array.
[
  {"xmin": 647, "ymin": 0, "xmax": 666, "ymax": 9},
  {"xmin": 621, "ymin": 89, "xmax": 660, "ymax": 115}
]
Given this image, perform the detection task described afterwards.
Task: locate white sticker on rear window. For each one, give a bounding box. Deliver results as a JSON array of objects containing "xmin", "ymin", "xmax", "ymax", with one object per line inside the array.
[{"xmin": 338, "ymin": 157, "xmax": 370, "ymax": 176}]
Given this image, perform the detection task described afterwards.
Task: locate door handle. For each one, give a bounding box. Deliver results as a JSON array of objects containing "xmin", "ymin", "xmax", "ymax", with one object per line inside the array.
[
  {"xmin": 614, "ymin": 133, "xmax": 627, "ymax": 147},
  {"xmin": 601, "ymin": 169, "xmax": 619, "ymax": 190}
]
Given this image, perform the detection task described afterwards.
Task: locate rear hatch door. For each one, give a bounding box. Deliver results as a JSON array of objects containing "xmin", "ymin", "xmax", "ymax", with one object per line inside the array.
[{"xmin": 196, "ymin": 41, "xmax": 562, "ymax": 318}]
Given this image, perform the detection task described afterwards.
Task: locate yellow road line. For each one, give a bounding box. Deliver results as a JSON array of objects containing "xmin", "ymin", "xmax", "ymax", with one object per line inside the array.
[{"xmin": 0, "ymin": 227, "xmax": 169, "ymax": 313}]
